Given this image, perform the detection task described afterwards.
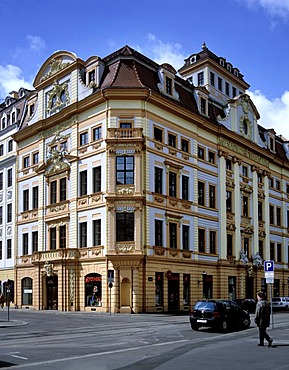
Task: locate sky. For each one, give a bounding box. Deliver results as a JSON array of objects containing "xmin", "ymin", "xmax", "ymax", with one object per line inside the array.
[{"xmin": 0, "ymin": 0, "xmax": 289, "ymax": 139}]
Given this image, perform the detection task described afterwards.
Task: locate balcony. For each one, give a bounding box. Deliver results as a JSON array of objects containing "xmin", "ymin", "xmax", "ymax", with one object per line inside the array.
[{"xmin": 106, "ymin": 128, "xmax": 143, "ymax": 141}]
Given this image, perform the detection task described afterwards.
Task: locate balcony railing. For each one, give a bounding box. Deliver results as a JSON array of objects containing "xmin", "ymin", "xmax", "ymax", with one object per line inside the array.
[{"xmin": 107, "ymin": 128, "xmax": 143, "ymax": 140}]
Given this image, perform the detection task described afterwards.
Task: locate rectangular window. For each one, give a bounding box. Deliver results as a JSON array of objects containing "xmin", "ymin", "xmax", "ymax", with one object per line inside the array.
[
  {"xmin": 169, "ymin": 223, "xmax": 177, "ymax": 249},
  {"xmin": 218, "ymin": 77, "xmax": 223, "ymax": 91},
  {"xmin": 155, "ymin": 220, "xmax": 163, "ymax": 246},
  {"xmin": 154, "ymin": 127, "xmax": 163, "ymax": 142},
  {"xmin": 8, "ymin": 140, "xmax": 13, "ymax": 152},
  {"xmin": 32, "ymin": 186, "xmax": 39, "ymax": 209},
  {"xmin": 269, "ymin": 205, "xmax": 274, "ymax": 224},
  {"xmin": 258, "ymin": 202, "xmax": 263, "ymax": 221},
  {"xmin": 154, "ymin": 167, "xmax": 163, "ymax": 194},
  {"xmin": 80, "ymin": 170, "xmax": 87, "ymax": 196},
  {"xmin": 0, "ymin": 145, "xmax": 3, "ymax": 156},
  {"xmin": 225, "ymin": 82, "xmax": 230, "ymax": 96},
  {"xmin": 23, "ymin": 189, "xmax": 29, "ymax": 211},
  {"xmin": 116, "ymin": 213, "xmax": 134, "ymax": 242},
  {"xmin": 182, "ymin": 225, "xmax": 189, "ymax": 251},
  {"xmin": 198, "ymin": 146, "xmax": 205, "ymax": 159},
  {"xmin": 60, "ymin": 141, "xmax": 67, "ymax": 152},
  {"xmin": 210, "ymin": 231, "xmax": 216, "ymax": 254},
  {"xmin": 59, "ymin": 225, "xmax": 66, "ymax": 249},
  {"xmin": 208, "ymin": 151, "xmax": 215, "ymax": 164},
  {"xmin": 116, "ymin": 156, "xmax": 134, "ymax": 185},
  {"xmin": 277, "ymin": 243, "xmax": 282, "ymax": 262},
  {"xmin": 50, "ymin": 180, "xmax": 57, "ymax": 204},
  {"xmin": 169, "ymin": 172, "xmax": 177, "ymax": 197},
  {"xmin": 0, "ymin": 241, "xmax": 2, "ymax": 259},
  {"xmin": 23, "ymin": 156, "xmax": 30, "ymax": 168},
  {"xmin": 32, "ymin": 231, "xmax": 38, "ymax": 253},
  {"xmin": 198, "ymin": 72, "xmax": 204, "ymax": 85},
  {"xmin": 200, "ymin": 97, "xmax": 206, "ymax": 114},
  {"xmin": 210, "ymin": 72, "xmax": 215, "ymax": 86},
  {"xmin": 168, "ymin": 133, "xmax": 176, "ymax": 148},
  {"xmin": 93, "ymin": 220, "xmax": 101, "ymax": 246},
  {"xmin": 60, "ymin": 178, "xmax": 66, "ymax": 202},
  {"xmin": 50, "ymin": 227, "xmax": 57, "ymax": 250},
  {"xmin": 32, "ymin": 152, "xmax": 39, "ymax": 165},
  {"xmin": 269, "ymin": 177, "xmax": 274, "ymax": 188},
  {"xmin": 155, "ymin": 220, "xmax": 163, "ymax": 247},
  {"xmin": 257, "ymin": 173, "xmax": 263, "ymax": 183},
  {"xmin": 244, "ymin": 237, "xmax": 250, "ymax": 257},
  {"xmin": 242, "ymin": 166, "xmax": 248, "ymax": 177},
  {"xmin": 276, "ymin": 207, "xmax": 281, "ymax": 226},
  {"xmin": 0, "ymin": 172, "xmax": 3, "ymax": 190},
  {"xmin": 165, "ymin": 77, "xmax": 172, "ymax": 95},
  {"xmin": 23, "ymin": 233, "xmax": 29, "ymax": 255},
  {"xmin": 270, "ymin": 242, "xmax": 274, "ymax": 260},
  {"xmin": 209, "ymin": 185, "xmax": 215, "ymax": 208},
  {"xmin": 243, "ymin": 196, "xmax": 249, "ymax": 217},
  {"xmin": 181, "ymin": 138, "xmax": 189, "ymax": 153},
  {"xmin": 276, "ymin": 180, "xmax": 280, "ymax": 190},
  {"xmin": 93, "ymin": 126, "xmax": 102, "ymax": 141},
  {"xmin": 198, "ymin": 229, "xmax": 205, "ymax": 253},
  {"xmin": 232, "ymin": 87, "xmax": 237, "ymax": 98},
  {"xmin": 227, "ymin": 234, "xmax": 233, "ymax": 256},
  {"xmin": 7, "ymin": 239, "xmax": 11, "ymax": 259},
  {"xmin": 79, "ymin": 132, "xmax": 88, "ymax": 146},
  {"xmin": 226, "ymin": 191, "xmax": 232, "ymax": 212},
  {"xmin": 79, "ymin": 222, "xmax": 87, "ymax": 248},
  {"xmin": 7, "ymin": 203, "xmax": 12, "ymax": 222},
  {"xmin": 7, "ymin": 169, "xmax": 12, "ymax": 187},
  {"xmin": 182, "ymin": 175, "xmax": 189, "ymax": 201},
  {"xmin": 258, "ymin": 240, "xmax": 263, "ymax": 258},
  {"xmin": 0, "ymin": 207, "xmax": 2, "ymax": 224},
  {"xmin": 93, "ymin": 166, "xmax": 101, "ymax": 193},
  {"xmin": 198, "ymin": 181, "xmax": 205, "ymax": 206},
  {"xmin": 226, "ymin": 159, "xmax": 232, "ymax": 170}
]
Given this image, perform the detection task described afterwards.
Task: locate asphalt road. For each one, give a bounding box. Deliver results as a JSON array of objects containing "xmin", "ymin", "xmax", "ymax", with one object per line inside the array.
[{"xmin": 0, "ymin": 309, "xmax": 288, "ymax": 369}]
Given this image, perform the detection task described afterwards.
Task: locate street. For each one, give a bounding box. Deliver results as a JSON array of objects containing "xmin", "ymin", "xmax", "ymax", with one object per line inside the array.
[{"xmin": 0, "ymin": 309, "xmax": 288, "ymax": 369}]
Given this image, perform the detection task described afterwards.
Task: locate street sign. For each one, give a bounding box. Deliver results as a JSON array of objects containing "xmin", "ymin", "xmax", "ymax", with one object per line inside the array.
[
  {"xmin": 266, "ymin": 277, "xmax": 274, "ymax": 284},
  {"xmin": 264, "ymin": 260, "xmax": 274, "ymax": 272},
  {"xmin": 108, "ymin": 269, "xmax": 114, "ymax": 283}
]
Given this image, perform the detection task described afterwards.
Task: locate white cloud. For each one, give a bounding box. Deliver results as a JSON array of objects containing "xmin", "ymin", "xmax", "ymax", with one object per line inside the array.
[
  {"xmin": 0, "ymin": 64, "xmax": 33, "ymax": 99},
  {"xmin": 26, "ymin": 35, "xmax": 46, "ymax": 53},
  {"xmin": 135, "ymin": 34, "xmax": 186, "ymax": 70},
  {"xmin": 248, "ymin": 90, "xmax": 289, "ymax": 139},
  {"xmin": 242, "ymin": 0, "xmax": 289, "ymax": 19}
]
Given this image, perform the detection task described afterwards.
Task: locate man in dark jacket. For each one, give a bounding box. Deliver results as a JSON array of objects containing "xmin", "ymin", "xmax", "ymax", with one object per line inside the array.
[{"xmin": 255, "ymin": 291, "xmax": 273, "ymax": 347}]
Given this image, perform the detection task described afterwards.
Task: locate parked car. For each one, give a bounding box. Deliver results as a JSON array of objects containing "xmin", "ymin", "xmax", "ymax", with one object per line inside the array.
[
  {"xmin": 234, "ymin": 298, "xmax": 257, "ymax": 313},
  {"xmin": 189, "ymin": 299, "xmax": 251, "ymax": 332},
  {"xmin": 272, "ymin": 297, "xmax": 289, "ymax": 310}
]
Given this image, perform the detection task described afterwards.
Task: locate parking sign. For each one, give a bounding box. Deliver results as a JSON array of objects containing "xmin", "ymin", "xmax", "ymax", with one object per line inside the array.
[{"xmin": 264, "ymin": 260, "xmax": 274, "ymax": 272}]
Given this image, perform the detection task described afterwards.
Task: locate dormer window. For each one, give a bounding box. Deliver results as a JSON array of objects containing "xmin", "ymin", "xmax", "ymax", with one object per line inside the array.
[
  {"xmin": 1, "ymin": 117, "xmax": 6, "ymax": 130},
  {"xmin": 219, "ymin": 58, "xmax": 225, "ymax": 66},
  {"xmin": 234, "ymin": 69, "xmax": 239, "ymax": 77},
  {"xmin": 190, "ymin": 55, "xmax": 196, "ymax": 64},
  {"xmin": 227, "ymin": 64, "xmax": 232, "ymax": 72},
  {"xmin": 200, "ymin": 97, "xmax": 207, "ymax": 115},
  {"xmin": 198, "ymin": 72, "xmax": 204, "ymax": 86},
  {"xmin": 29, "ymin": 104, "xmax": 35, "ymax": 116},
  {"xmin": 165, "ymin": 77, "xmax": 172, "ymax": 95}
]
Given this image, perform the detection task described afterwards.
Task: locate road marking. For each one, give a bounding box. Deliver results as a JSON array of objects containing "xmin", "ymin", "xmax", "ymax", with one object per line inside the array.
[
  {"xmin": 1, "ymin": 339, "xmax": 189, "ymax": 368},
  {"xmin": 10, "ymin": 354, "xmax": 28, "ymax": 360}
]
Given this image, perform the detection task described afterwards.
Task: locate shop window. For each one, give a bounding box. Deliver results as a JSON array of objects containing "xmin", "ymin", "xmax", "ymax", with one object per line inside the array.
[
  {"xmin": 22, "ymin": 277, "xmax": 33, "ymax": 305},
  {"xmin": 85, "ymin": 273, "xmax": 102, "ymax": 307},
  {"xmin": 183, "ymin": 274, "xmax": 190, "ymax": 305},
  {"xmin": 155, "ymin": 272, "xmax": 163, "ymax": 306},
  {"xmin": 228, "ymin": 276, "xmax": 236, "ymax": 300}
]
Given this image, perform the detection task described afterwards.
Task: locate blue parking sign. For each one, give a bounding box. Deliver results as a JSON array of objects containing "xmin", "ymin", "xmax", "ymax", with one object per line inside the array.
[{"xmin": 264, "ymin": 260, "xmax": 274, "ymax": 272}]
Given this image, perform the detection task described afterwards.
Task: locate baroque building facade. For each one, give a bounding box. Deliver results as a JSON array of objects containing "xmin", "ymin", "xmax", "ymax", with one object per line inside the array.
[{"xmin": 1, "ymin": 43, "xmax": 289, "ymax": 312}]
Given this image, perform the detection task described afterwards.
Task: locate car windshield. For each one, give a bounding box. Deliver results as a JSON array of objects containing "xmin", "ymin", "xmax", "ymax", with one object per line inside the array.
[{"xmin": 194, "ymin": 301, "xmax": 216, "ymax": 310}]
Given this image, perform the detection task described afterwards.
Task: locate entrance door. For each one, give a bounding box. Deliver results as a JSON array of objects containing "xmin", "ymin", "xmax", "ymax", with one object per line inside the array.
[
  {"xmin": 46, "ymin": 276, "xmax": 58, "ymax": 310},
  {"xmin": 168, "ymin": 274, "xmax": 179, "ymax": 312}
]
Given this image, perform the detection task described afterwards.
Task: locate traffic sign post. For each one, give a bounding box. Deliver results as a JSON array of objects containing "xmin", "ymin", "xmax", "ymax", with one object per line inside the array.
[
  {"xmin": 264, "ymin": 260, "xmax": 274, "ymax": 328},
  {"xmin": 108, "ymin": 270, "xmax": 114, "ymax": 315}
]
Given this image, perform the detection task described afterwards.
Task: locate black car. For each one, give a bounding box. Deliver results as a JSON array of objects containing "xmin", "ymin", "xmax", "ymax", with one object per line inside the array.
[{"xmin": 189, "ymin": 299, "xmax": 251, "ymax": 332}]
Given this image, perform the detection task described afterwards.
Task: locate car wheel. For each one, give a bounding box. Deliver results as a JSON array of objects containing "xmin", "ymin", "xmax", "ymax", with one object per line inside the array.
[
  {"xmin": 221, "ymin": 320, "xmax": 228, "ymax": 332},
  {"xmin": 243, "ymin": 317, "xmax": 251, "ymax": 329},
  {"xmin": 191, "ymin": 323, "xmax": 199, "ymax": 331}
]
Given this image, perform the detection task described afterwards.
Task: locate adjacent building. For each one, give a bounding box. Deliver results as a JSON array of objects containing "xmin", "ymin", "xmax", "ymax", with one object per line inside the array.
[{"xmin": 0, "ymin": 43, "xmax": 288, "ymax": 313}]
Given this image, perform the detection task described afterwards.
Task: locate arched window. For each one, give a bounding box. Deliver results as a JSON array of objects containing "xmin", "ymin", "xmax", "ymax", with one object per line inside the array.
[{"xmin": 22, "ymin": 277, "xmax": 33, "ymax": 305}]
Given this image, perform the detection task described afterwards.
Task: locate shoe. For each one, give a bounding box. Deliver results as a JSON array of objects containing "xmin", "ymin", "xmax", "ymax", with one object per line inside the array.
[
  {"xmin": 258, "ymin": 343, "xmax": 264, "ymax": 346},
  {"xmin": 268, "ymin": 339, "xmax": 273, "ymax": 347}
]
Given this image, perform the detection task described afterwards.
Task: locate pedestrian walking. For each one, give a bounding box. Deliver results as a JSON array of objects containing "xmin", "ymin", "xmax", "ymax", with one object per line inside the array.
[
  {"xmin": 255, "ymin": 291, "xmax": 273, "ymax": 347},
  {"xmin": 0, "ymin": 293, "xmax": 4, "ymax": 308}
]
